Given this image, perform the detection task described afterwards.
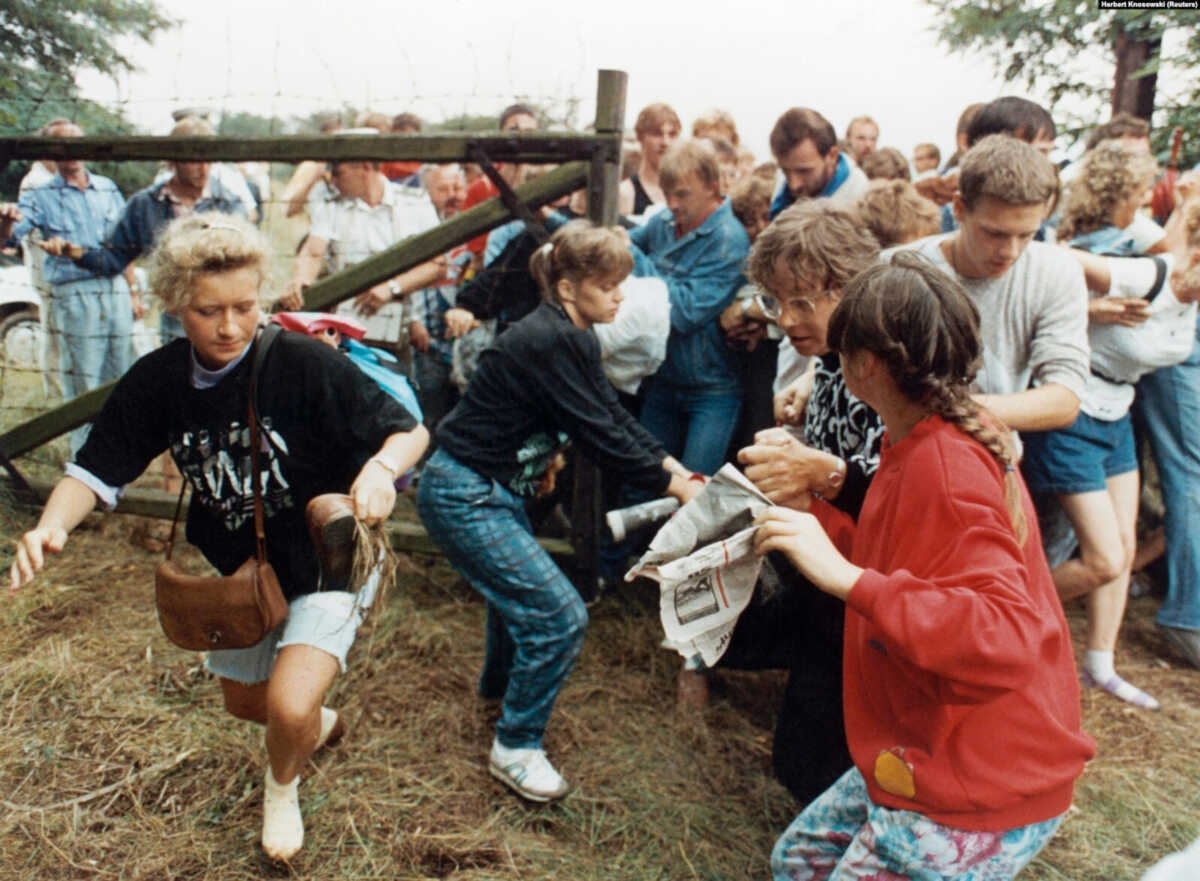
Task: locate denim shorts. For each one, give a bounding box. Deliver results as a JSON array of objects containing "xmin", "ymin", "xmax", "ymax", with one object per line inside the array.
[
  {"xmin": 204, "ymin": 566, "xmax": 382, "ymax": 684},
  {"xmin": 1021, "ymin": 410, "xmax": 1137, "ymax": 494}
]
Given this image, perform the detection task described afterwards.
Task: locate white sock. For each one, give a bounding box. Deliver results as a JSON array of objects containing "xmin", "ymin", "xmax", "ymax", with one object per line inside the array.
[
  {"xmin": 1085, "ymin": 650, "xmax": 1115, "ymax": 682},
  {"xmin": 315, "ymin": 707, "xmax": 338, "ymax": 749},
  {"xmin": 262, "ymin": 767, "xmax": 303, "ymax": 861},
  {"xmin": 1083, "ymin": 649, "xmax": 1160, "ymax": 710}
]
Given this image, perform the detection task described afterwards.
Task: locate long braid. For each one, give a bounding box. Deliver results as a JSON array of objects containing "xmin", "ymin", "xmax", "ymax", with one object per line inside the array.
[{"xmin": 829, "ymin": 253, "xmax": 1029, "ymax": 546}]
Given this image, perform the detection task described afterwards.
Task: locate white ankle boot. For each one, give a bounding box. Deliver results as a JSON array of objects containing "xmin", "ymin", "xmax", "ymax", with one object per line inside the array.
[{"xmin": 262, "ymin": 767, "xmax": 303, "ymax": 860}]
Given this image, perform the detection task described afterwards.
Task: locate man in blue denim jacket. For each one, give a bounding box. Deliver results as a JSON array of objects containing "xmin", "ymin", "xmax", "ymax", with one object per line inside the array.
[
  {"xmin": 1, "ymin": 121, "xmax": 140, "ymax": 453},
  {"xmin": 629, "ymin": 139, "xmax": 750, "ymax": 474}
]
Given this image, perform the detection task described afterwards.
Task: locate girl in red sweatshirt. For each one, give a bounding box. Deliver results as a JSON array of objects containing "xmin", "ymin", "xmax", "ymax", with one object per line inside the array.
[{"xmin": 755, "ymin": 253, "xmax": 1095, "ymax": 881}]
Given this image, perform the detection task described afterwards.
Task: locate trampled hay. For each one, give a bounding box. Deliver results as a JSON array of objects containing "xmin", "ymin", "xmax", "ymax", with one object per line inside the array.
[{"xmin": 0, "ymin": 518, "xmax": 1196, "ymax": 880}]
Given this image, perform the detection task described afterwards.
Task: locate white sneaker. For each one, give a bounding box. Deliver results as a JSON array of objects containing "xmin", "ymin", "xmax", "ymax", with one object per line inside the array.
[
  {"xmin": 261, "ymin": 768, "xmax": 304, "ymax": 861},
  {"xmin": 488, "ymin": 740, "xmax": 570, "ymax": 802}
]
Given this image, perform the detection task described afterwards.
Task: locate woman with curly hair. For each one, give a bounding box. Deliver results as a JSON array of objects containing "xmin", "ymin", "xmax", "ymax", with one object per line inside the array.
[
  {"xmin": 10, "ymin": 213, "xmax": 428, "ymax": 861},
  {"xmin": 1023, "ymin": 142, "xmax": 1199, "ymax": 709},
  {"xmin": 1057, "ymin": 139, "xmax": 1159, "ymax": 254}
]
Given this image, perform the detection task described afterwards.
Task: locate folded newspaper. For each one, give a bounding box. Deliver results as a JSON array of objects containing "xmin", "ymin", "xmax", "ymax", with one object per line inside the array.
[{"xmin": 625, "ymin": 464, "xmax": 773, "ymax": 667}]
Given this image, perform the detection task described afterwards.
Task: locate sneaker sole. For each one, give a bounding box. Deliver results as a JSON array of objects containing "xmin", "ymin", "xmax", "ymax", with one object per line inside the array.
[{"xmin": 487, "ymin": 760, "xmax": 570, "ymax": 803}]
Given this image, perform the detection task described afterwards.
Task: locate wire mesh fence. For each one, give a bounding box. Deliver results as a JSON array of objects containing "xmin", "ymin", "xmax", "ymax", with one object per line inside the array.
[{"xmin": 0, "ymin": 73, "xmax": 625, "ymax": 554}]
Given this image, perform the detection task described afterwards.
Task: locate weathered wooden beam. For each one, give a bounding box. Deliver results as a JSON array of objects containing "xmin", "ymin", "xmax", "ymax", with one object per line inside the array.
[
  {"xmin": 587, "ymin": 69, "xmax": 628, "ymax": 227},
  {"xmin": 8, "ymin": 478, "xmax": 572, "ymax": 558},
  {"xmin": 302, "ymin": 161, "xmax": 588, "ymax": 311},
  {"xmin": 0, "ymin": 133, "xmax": 619, "ymax": 165},
  {"xmin": 469, "ymin": 144, "xmax": 550, "ymax": 245},
  {"xmin": 0, "ymin": 382, "xmax": 114, "ymax": 460},
  {"xmin": 572, "ymin": 70, "xmax": 629, "ymax": 596}
]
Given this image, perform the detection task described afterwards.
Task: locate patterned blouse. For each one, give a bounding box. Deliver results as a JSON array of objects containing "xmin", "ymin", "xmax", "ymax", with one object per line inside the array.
[{"xmin": 803, "ymin": 352, "xmax": 887, "ymax": 519}]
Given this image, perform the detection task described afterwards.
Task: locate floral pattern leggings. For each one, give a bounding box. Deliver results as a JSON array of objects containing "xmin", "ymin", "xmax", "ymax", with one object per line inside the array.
[{"xmin": 771, "ymin": 767, "xmax": 1063, "ymax": 881}]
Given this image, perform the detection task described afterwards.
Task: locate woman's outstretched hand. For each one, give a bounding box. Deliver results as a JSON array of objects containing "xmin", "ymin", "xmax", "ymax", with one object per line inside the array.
[
  {"xmin": 10, "ymin": 526, "xmax": 68, "ymax": 592},
  {"xmin": 753, "ymin": 506, "xmax": 862, "ymax": 601}
]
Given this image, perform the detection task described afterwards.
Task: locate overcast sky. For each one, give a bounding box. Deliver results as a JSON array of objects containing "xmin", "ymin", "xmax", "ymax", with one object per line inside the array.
[{"xmin": 78, "ymin": 0, "xmax": 1064, "ymax": 163}]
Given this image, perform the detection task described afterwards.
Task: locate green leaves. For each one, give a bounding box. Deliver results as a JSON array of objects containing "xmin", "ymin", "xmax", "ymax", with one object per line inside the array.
[
  {"xmin": 925, "ymin": 0, "xmax": 1200, "ymax": 164},
  {"xmin": 0, "ymin": 0, "xmax": 175, "ymax": 84},
  {"xmin": 0, "ymin": 0, "xmax": 173, "ymax": 198}
]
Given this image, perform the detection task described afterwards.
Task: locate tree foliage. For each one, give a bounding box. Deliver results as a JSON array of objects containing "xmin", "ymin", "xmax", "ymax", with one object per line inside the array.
[
  {"xmin": 925, "ymin": 1, "xmax": 1200, "ymax": 165},
  {"xmin": 0, "ymin": 0, "xmax": 175, "ymax": 118},
  {"xmin": 217, "ymin": 111, "xmax": 293, "ymax": 138},
  {"xmin": 0, "ymin": 0, "xmax": 175, "ymax": 198}
]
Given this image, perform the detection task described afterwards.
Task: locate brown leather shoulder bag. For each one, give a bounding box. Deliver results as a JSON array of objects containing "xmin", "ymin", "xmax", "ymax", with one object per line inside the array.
[{"xmin": 154, "ymin": 324, "xmax": 289, "ymax": 651}]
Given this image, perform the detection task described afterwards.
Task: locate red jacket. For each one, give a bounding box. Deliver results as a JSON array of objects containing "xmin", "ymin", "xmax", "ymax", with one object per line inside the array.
[{"xmin": 843, "ymin": 416, "xmax": 1094, "ymax": 831}]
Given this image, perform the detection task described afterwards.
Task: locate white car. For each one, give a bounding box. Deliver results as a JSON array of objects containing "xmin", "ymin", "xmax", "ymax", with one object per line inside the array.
[{"xmin": 0, "ymin": 254, "xmax": 45, "ymax": 371}]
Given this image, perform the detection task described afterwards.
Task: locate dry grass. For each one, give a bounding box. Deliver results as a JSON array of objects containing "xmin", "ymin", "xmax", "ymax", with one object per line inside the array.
[
  {"xmin": 0, "ymin": 519, "xmax": 793, "ymax": 880},
  {"xmin": 0, "ymin": 510, "xmax": 1196, "ymax": 880}
]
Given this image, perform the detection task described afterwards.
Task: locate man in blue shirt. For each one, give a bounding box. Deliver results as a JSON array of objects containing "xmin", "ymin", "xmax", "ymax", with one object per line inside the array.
[
  {"xmin": 630, "ymin": 139, "xmax": 750, "ymax": 475},
  {"xmin": 0, "ymin": 120, "xmax": 140, "ymax": 453}
]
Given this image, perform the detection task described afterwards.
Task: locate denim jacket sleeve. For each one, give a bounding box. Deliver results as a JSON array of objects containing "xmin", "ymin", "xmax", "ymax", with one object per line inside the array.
[
  {"xmin": 629, "ymin": 207, "xmax": 749, "ymax": 336},
  {"xmin": 8, "ymin": 187, "xmax": 44, "ymax": 246},
  {"xmin": 76, "ymin": 191, "xmax": 159, "ymax": 278}
]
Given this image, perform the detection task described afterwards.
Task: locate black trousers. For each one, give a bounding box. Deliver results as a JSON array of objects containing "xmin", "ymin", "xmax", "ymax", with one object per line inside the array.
[{"xmin": 719, "ymin": 552, "xmax": 851, "ymax": 806}]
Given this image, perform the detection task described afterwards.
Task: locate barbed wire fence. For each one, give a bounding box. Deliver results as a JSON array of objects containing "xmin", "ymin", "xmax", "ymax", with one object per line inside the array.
[
  {"xmin": 0, "ymin": 65, "xmax": 616, "ymax": 465},
  {"xmin": 0, "ymin": 69, "xmax": 627, "ymax": 581}
]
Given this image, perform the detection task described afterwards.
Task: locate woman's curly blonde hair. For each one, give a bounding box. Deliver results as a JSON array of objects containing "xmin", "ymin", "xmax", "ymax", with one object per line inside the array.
[
  {"xmin": 146, "ymin": 212, "xmax": 272, "ymax": 312},
  {"xmin": 1058, "ymin": 139, "xmax": 1158, "ymax": 242}
]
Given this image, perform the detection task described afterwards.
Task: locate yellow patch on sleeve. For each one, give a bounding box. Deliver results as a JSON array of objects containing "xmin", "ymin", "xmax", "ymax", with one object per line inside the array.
[{"xmin": 873, "ymin": 748, "xmax": 916, "ymax": 799}]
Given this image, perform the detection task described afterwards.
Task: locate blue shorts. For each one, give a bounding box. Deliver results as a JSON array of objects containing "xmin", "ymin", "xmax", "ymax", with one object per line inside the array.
[
  {"xmin": 1021, "ymin": 410, "xmax": 1137, "ymax": 495},
  {"xmin": 204, "ymin": 565, "xmax": 382, "ymax": 684}
]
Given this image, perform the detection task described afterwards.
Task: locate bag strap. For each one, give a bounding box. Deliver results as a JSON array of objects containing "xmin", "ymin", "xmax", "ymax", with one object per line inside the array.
[
  {"xmin": 162, "ymin": 477, "xmax": 187, "ymax": 561},
  {"xmin": 248, "ymin": 324, "xmax": 282, "ymax": 563},
  {"xmin": 162, "ymin": 324, "xmax": 283, "ymax": 563}
]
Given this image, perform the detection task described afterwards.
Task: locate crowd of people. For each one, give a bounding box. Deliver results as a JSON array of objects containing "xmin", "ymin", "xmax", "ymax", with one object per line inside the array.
[{"xmin": 4, "ymin": 94, "xmax": 1200, "ymax": 879}]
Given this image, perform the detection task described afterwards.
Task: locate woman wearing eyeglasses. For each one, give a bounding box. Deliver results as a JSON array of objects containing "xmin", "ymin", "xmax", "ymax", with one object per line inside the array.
[{"xmin": 703, "ymin": 201, "xmax": 885, "ymax": 807}]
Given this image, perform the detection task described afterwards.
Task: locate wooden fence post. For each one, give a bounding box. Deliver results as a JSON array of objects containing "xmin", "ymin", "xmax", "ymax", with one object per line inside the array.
[{"xmin": 571, "ymin": 69, "xmax": 628, "ymax": 595}]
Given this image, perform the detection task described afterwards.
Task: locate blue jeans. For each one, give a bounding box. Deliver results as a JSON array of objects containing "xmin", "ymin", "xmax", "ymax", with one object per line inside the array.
[
  {"xmin": 772, "ymin": 767, "xmax": 1062, "ymax": 881},
  {"xmin": 53, "ymin": 276, "xmax": 133, "ymax": 454},
  {"xmin": 1136, "ymin": 322, "xmax": 1200, "ymax": 631},
  {"xmin": 639, "ymin": 378, "xmax": 742, "ymax": 475},
  {"xmin": 416, "ymin": 448, "xmax": 587, "ymax": 749}
]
